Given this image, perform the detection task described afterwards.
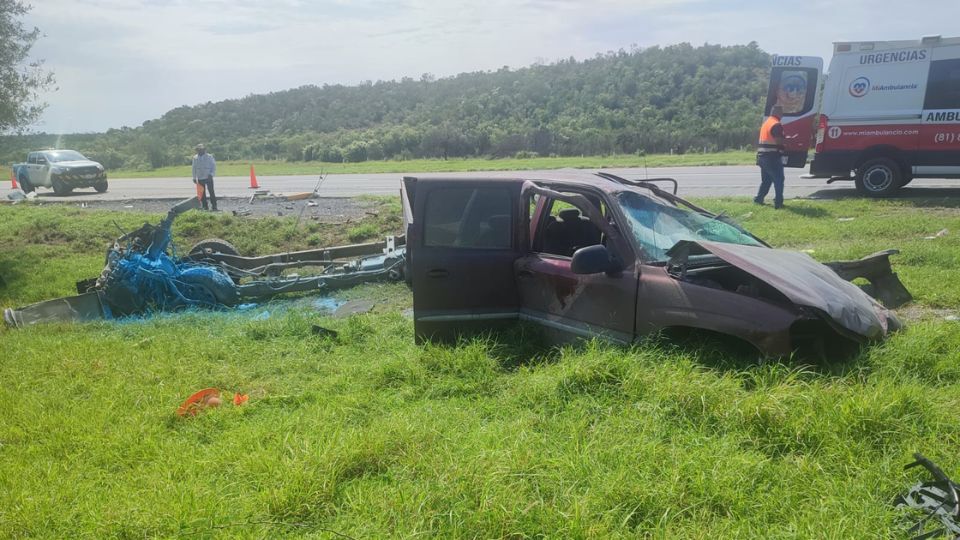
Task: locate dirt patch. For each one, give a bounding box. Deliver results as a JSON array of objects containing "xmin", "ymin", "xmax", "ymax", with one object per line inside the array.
[
  {"xmin": 17, "ymin": 196, "xmax": 376, "ymax": 223},
  {"xmin": 896, "ymin": 304, "xmax": 959, "ymax": 323}
]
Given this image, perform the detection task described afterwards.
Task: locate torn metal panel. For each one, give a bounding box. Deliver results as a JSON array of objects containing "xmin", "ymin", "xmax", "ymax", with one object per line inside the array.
[
  {"xmin": 3, "ymin": 291, "xmax": 106, "ymax": 327},
  {"xmin": 667, "ymin": 240, "xmax": 895, "ymax": 341},
  {"xmin": 824, "ymin": 249, "xmax": 913, "ymax": 308}
]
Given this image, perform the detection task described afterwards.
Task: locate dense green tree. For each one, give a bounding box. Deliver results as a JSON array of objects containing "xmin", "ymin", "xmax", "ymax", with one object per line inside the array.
[
  {"xmin": 0, "ymin": 0, "xmax": 54, "ymax": 133},
  {"xmin": 0, "ymin": 42, "xmax": 772, "ymax": 168}
]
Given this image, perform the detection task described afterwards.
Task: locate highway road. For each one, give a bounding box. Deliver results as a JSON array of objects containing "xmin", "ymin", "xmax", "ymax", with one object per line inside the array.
[{"xmin": 19, "ymin": 165, "xmax": 960, "ymax": 201}]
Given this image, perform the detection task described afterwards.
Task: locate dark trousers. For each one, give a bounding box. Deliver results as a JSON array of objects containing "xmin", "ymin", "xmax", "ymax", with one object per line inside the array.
[
  {"xmin": 198, "ymin": 177, "xmax": 217, "ymax": 210},
  {"xmin": 755, "ymin": 152, "xmax": 785, "ymax": 207}
]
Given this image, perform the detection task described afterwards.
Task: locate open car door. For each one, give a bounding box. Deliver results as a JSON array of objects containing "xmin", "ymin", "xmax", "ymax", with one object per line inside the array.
[
  {"xmin": 764, "ymin": 55, "xmax": 823, "ymax": 167},
  {"xmin": 405, "ymin": 177, "xmax": 525, "ymax": 343}
]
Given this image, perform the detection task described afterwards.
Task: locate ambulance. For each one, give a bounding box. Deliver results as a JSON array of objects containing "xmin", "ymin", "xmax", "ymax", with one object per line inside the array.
[{"xmin": 764, "ymin": 35, "xmax": 960, "ymax": 197}]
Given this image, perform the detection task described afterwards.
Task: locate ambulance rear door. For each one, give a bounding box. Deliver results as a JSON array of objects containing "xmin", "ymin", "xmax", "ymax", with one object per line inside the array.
[{"xmin": 763, "ymin": 55, "xmax": 823, "ymax": 167}]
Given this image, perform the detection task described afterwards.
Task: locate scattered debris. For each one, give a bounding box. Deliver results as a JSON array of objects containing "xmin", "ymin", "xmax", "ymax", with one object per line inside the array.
[
  {"xmin": 232, "ymin": 208, "xmax": 252, "ymax": 217},
  {"xmin": 176, "ymin": 388, "xmax": 221, "ymax": 417},
  {"xmin": 333, "ymin": 299, "xmax": 375, "ymax": 318},
  {"xmin": 232, "ymin": 393, "xmax": 249, "ymax": 406},
  {"xmin": 313, "ymin": 297, "xmax": 345, "ymax": 313},
  {"xmin": 946, "ymin": 315, "xmax": 959, "ymax": 322},
  {"xmin": 894, "ymin": 453, "xmax": 960, "ymax": 539},
  {"xmin": 925, "ymin": 229, "xmax": 949, "ymax": 240},
  {"xmin": 7, "ymin": 191, "xmax": 26, "ymax": 201},
  {"xmin": 307, "ymin": 201, "xmax": 318, "ymax": 207},
  {"xmin": 25, "ymin": 191, "xmax": 37, "ymax": 200},
  {"xmin": 311, "ymin": 324, "xmax": 338, "ymax": 338},
  {"xmin": 285, "ymin": 192, "xmax": 316, "ymax": 201},
  {"xmin": 838, "ymin": 217, "xmax": 855, "ymax": 222}
]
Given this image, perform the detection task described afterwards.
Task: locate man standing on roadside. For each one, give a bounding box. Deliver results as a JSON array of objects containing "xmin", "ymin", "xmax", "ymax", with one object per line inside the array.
[
  {"xmin": 754, "ymin": 105, "xmax": 786, "ymax": 209},
  {"xmin": 192, "ymin": 144, "xmax": 217, "ymax": 211}
]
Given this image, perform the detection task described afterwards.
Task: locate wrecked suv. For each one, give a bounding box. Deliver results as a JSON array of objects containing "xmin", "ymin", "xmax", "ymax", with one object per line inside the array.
[{"xmin": 401, "ymin": 172, "xmax": 904, "ymax": 357}]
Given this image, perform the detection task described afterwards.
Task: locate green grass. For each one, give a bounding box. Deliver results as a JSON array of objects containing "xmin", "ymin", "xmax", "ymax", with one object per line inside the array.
[
  {"xmin": 2, "ymin": 150, "xmax": 754, "ymax": 180},
  {"xmin": 2, "ymin": 196, "xmax": 960, "ymax": 538}
]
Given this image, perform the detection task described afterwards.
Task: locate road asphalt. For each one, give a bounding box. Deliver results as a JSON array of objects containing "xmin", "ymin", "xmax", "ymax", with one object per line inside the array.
[{"xmin": 15, "ymin": 165, "xmax": 960, "ymax": 202}]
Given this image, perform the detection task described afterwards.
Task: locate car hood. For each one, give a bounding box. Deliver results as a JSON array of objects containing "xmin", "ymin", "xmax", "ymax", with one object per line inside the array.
[
  {"xmin": 51, "ymin": 160, "xmax": 100, "ymax": 168},
  {"xmin": 667, "ymin": 240, "xmax": 892, "ymax": 341}
]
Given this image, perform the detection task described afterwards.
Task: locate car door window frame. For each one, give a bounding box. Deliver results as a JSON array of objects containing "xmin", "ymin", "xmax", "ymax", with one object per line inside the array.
[
  {"xmin": 523, "ymin": 182, "xmax": 634, "ymax": 265},
  {"xmin": 422, "ymin": 185, "xmax": 515, "ymax": 250}
]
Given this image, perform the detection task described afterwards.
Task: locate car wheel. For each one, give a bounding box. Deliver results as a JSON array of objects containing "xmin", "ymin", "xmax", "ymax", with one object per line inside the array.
[
  {"xmin": 51, "ymin": 177, "xmax": 72, "ymax": 196},
  {"xmin": 94, "ymin": 180, "xmax": 108, "ymax": 193},
  {"xmin": 188, "ymin": 238, "xmax": 241, "ymax": 257},
  {"xmin": 854, "ymin": 157, "xmax": 903, "ymax": 198},
  {"xmin": 17, "ymin": 173, "xmax": 33, "ymax": 193}
]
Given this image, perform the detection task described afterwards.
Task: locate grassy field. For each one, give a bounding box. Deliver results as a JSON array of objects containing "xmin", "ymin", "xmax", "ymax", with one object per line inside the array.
[
  {"xmin": 2, "ymin": 196, "xmax": 960, "ymax": 537},
  {"xmin": 1, "ymin": 150, "xmax": 755, "ymax": 180}
]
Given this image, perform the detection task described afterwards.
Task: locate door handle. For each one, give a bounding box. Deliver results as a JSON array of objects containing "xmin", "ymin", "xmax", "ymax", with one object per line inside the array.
[{"xmin": 426, "ymin": 269, "xmax": 449, "ymax": 278}]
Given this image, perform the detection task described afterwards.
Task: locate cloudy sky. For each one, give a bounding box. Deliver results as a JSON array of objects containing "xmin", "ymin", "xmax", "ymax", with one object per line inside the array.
[{"xmin": 23, "ymin": 0, "xmax": 960, "ymax": 133}]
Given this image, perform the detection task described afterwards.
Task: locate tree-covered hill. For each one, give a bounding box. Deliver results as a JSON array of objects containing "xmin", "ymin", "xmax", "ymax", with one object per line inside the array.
[{"xmin": 1, "ymin": 42, "xmax": 771, "ymax": 170}]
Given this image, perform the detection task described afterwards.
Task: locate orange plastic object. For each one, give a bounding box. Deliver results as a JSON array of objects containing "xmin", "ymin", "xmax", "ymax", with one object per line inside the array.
[
  {"xmin": 195, "ymin": 182, "xmax": 205, "ymax": 201},
  {"xmin": 176, "ymin": 388, "xmax": 220, "ymax": 417},
  {"xmin": 233, "ymin": 393, "xmax": 249, "ymax": 406}
]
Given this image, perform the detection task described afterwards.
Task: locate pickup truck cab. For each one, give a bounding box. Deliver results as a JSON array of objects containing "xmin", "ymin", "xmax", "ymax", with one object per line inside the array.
[
  {"xmin": 402, "ymin": 172, "xmax": 899, "ymax": 357},
  {"xmin": 13, "ymin": 149, "xmax": 107, "ymax": 195}
]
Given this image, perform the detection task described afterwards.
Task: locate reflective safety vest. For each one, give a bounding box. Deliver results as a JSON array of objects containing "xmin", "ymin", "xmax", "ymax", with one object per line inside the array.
[{"xmin": 758, "ymin": 116, "xmax": 783, "ymax": 152}]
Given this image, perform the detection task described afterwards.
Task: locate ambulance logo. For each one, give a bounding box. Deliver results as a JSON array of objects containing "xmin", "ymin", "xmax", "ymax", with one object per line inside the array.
[
  {"xmin": 849, "ymin": 77, "xmax": 870, "ymax": 98},
  {"xmin": 828, "ymin": 126, "xmax": 842, "ymax": 139}
]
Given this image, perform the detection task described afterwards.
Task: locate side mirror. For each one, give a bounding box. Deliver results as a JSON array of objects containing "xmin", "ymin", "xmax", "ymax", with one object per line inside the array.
[{"xmin": 571, "ymin": 245, "xmax": 620, "ymax": 275}]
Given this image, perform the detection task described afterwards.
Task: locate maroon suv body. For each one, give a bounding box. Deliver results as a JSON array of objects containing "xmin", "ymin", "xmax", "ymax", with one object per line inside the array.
[{"xmin": 402, "ymin": 173, "xmax": 900, "ymax": 357}]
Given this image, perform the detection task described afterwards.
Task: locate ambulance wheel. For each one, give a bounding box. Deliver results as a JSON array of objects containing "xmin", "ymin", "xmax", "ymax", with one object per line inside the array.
[{"xmin": 855, "ymin": 158, "xmax": 902, "ymax": 198}]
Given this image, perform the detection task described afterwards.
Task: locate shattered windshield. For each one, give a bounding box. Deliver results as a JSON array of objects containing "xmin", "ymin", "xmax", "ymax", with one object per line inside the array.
[
  {"xmin": 45, "ymin": 150, "xmax": 87, "ymax": 162},
  {"xmin": 617, "ymin": 191, "xmax": 763, "ymax": 262}
]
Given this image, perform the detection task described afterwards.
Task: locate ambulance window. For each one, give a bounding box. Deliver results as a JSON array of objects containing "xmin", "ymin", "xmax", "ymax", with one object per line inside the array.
[
  {"xmin": 765, "ymin": 68, "xmax": 818, "ymax": 116},
  {"xmin": 924, "ymin": 59, "xmax": 960, "ymax": 110}
]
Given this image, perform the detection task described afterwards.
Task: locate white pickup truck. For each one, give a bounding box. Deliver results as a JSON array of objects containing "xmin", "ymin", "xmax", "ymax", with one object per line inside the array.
[{"xmin": 12, "ymin": 149, "xmax": 107, "ymax": 195}]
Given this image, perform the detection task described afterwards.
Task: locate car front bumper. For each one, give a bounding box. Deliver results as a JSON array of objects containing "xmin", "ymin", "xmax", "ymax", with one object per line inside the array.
[{"xmin": 52, "ymin": 170, "xmax": 107, "ymax": 186}]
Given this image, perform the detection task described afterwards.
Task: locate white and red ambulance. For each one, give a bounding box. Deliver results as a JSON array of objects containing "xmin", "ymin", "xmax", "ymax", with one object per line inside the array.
[{"xmin": 764, "ymin": 35, "xmax": 960, "ymax": 197}]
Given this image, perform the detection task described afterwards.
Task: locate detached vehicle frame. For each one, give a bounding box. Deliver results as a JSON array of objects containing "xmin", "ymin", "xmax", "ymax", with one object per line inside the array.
[
  {"xmin": 3, "ymin": 197, "xmax": 405, "ymax": 327},
  {"xmin": 402, "ymin": 172, "xmax": 909, "ymax": 357}
]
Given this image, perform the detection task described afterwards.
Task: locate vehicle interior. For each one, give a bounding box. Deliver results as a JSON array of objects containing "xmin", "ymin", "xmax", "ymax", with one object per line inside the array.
[{"xmin": 534, "ymin": 194, "xmax": 606, "ymax": 257}]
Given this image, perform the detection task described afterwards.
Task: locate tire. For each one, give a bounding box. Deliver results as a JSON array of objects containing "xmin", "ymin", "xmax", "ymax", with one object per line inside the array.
[
  {"xmin": 854, "ymin": 157, "xmax": 903, "ymax": 198},
  {"xmin": 177, "ymin": 269, "xmax": 238, "ymax": 306},
  {"xmin": 94, "ymin": 180, "xmax": 108, "ymax": 193},
  {"xmin": 17, "ymin": 173, "xmax": 33, "ymax": 194},
  {"xmin": 188, "ymin": 238, "xmax": 241, "ymax": 257},
  {"xmin": 51, "ymin": 177, "xmax": 72, "ymax": 196},
  {"xmin": 899, "ymin": 176, "xmax": 913, "ymax": 187}
]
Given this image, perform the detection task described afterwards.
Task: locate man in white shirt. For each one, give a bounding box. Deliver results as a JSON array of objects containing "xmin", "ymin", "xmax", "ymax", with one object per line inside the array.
[{"xmin": 192, "ymin": 144, "xmax": 217, "ymax": 211}]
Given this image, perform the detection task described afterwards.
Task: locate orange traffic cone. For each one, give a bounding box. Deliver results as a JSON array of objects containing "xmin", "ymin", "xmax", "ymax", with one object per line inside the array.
[
  {"xmin": 249, "ymin": 164, "xmax": 260, "ymax": 189},
  {"xmin": 10, "ymin": 169, "xmax": 19, "ymax": 190}
]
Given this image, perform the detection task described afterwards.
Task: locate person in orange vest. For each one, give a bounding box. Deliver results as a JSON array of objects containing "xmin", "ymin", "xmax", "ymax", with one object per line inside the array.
[{"xmin": 754, "ymin": 105, "xmax": 786, "ymax": 209}]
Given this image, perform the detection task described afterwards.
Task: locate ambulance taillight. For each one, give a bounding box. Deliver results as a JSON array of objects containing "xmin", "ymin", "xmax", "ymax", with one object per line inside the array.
[{"xmin": 815, "ymin": 115, "xmax": 829, "ymax": 154}]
